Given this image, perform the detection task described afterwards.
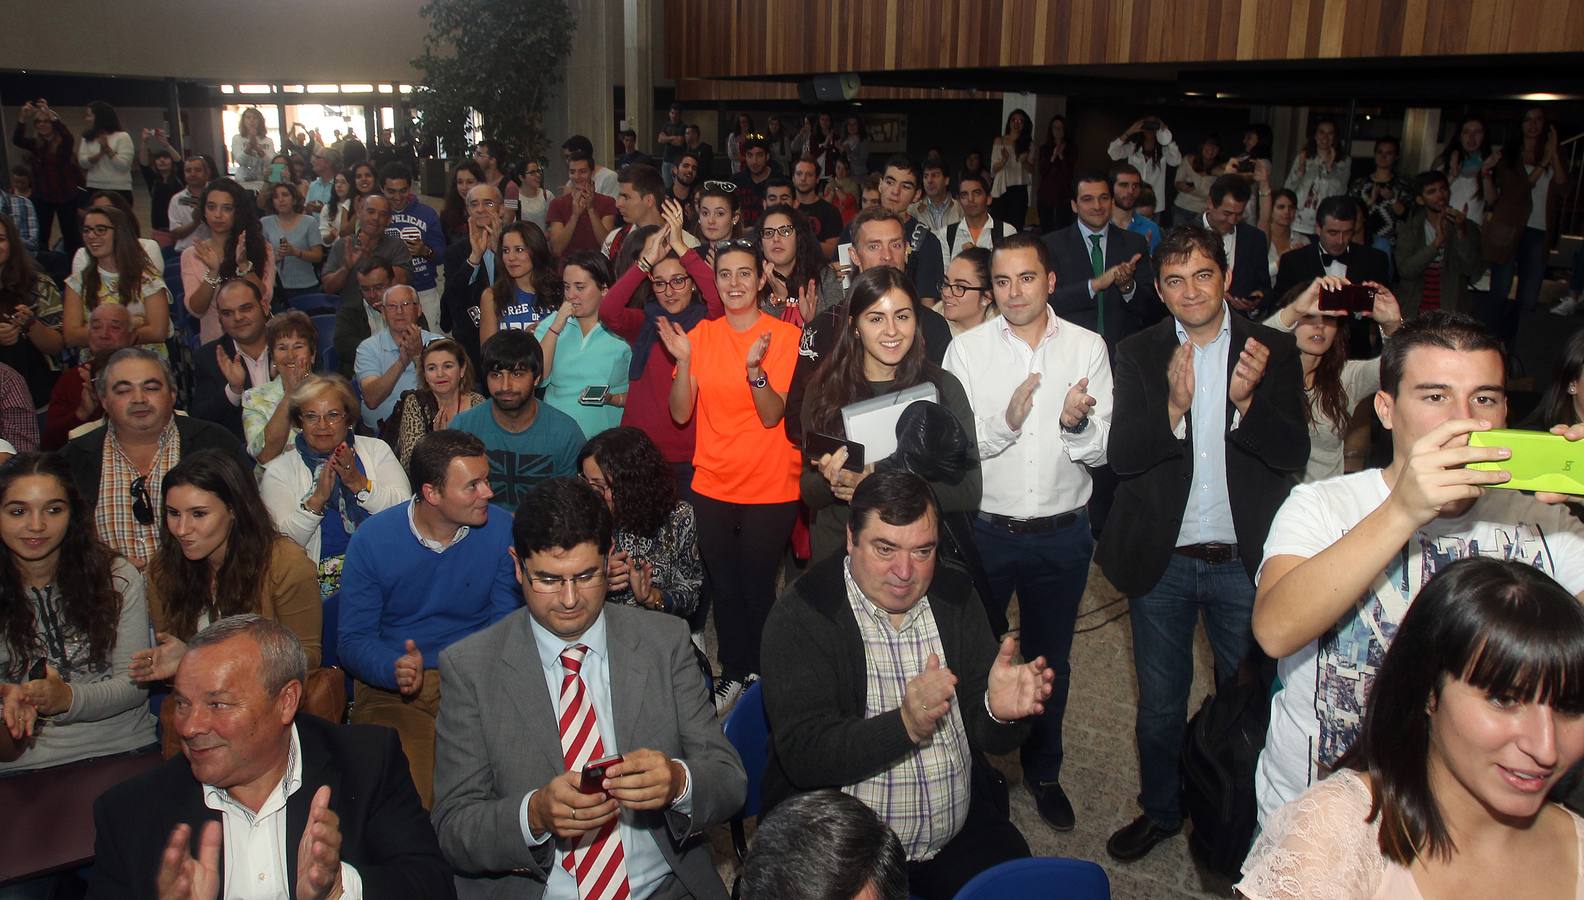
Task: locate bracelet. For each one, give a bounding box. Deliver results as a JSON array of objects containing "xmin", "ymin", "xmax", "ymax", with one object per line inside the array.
[
  {"xmin": 636, "ymin": 258, "xmax": 653, "ymax": 274},
  {"xmin": 203, "ymin": 273, "xmax": 223, "ymax": 288},
  {"xmin": 547, "ymin": 327, "xmax": 562, "ymax": 336}
]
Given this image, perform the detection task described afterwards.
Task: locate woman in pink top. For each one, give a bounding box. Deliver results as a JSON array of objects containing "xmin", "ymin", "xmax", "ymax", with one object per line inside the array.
[
  {"xmin": 181, "ymin": 178, "xmax": 275, "ymax": 343},
  {"xmin": 597, "ymin": 198, "xmax": 722, "ymax": 494},
  {"xmin": 1240, "ymin": 557, "xmax": 1584, "ymax": 899}
]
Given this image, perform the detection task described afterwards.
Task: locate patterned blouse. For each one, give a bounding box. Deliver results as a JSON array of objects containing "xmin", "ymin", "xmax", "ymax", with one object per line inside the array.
[
  {"xmin": 241, "ymin": 377, "xmax": 291, "ymax": 459},
  {"xmin": 606, "ymin": 501, "xmax": 702, "ymax": 618},
  {"xmin": 390, "ymin": 389, "xmax": 485, "ymax": 468}
]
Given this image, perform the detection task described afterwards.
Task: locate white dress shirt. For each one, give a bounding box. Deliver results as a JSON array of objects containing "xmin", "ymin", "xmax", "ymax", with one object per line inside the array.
[
  {"xmin": 1172, "ymin": 304, "xmax": 1239, "ymax": 546},
  {"xmin": 942, "ymin": 309, "xmax": 1112, "ymax": 518},
  {"xmin": 202, "ymin": 725, "xmax": 364, "ymax": 899},
  {"xmin": 1200, "ymin": 213, "xmax": 1240, "ymax": 295},
  {"xmin": 517, "ymin": 612, "xmax": 694, "ymax": 899},
  {"xmin": 1077, "ymin": 222, "xmax": 1137, "ymax": 301}
]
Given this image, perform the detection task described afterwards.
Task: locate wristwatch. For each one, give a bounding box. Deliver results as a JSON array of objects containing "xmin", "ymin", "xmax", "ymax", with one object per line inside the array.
[{"xmin": 747, "ymin": 371, "xmax": 768, "ymax": 389}]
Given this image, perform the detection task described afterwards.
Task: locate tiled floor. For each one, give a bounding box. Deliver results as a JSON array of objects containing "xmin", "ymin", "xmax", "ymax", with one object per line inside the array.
[{"xmin": 709, "ymin": 561, "xmax": 1233, "ymax": 900}]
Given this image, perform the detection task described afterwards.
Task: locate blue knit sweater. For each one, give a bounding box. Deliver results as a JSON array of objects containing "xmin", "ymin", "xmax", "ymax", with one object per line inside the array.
[{"xmin": 337, "ymin": 501, "xmax": 521, "ymax": 691}]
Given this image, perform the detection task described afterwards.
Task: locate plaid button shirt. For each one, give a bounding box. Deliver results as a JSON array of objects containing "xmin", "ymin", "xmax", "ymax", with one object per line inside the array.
[
  {"xmin": 0, "ymin": 192, "xmax": 39, "ymax": 252},
  {"xmin": 841, "ymin": 560, "xmax": 971, "ymax": 861},
  {"xmin": 95, "ymin": 420, "xmax": 181, "ymax": 569}
]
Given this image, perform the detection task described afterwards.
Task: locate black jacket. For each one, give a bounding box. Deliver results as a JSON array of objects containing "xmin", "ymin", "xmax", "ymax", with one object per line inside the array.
[
  {"xmin": 88, "ymin": 714, "xmax": 454, "ymax": 900},
  {"xmin": 1272, "ymin": 242, "xmax": 1391, "ymax": 310},
  {"xmin": 1095, "ymin": 314, "xmax": 1309, "ymax": 597},
  {"xmin": 759, "ymin": 555, "xmax": 1027, "ymax": 812},
  {"xmin": 1042, "ymin": 222, "xmax": 1162, "ymax": 355},
  {"xmin": 60, "ymin": 416, "xmax": 252, "ymax": 504},
  {"xmin": 438, "ymin": 239, "xmax": 488, "ymax": 387},
  {"xmin": 191, "ymin": 335, "xmax": 260, "ymax": 443},
  {"xmin": 1219, "ymin": 221, "xmax": 1275, "ymax": 316}
]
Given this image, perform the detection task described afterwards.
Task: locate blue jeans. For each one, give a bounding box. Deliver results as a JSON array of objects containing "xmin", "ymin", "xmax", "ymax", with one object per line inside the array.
[
  {"xmin": 1128, "ymin": 552, "xmax": 1256, "ymax": 827},
  {"xmin": 972, "ymin": 511, "xmax": 1093, "ymax": 784},
  {"xmin": 1479, "ymin": 227, "xmax": 1548, "ymax": 349}
]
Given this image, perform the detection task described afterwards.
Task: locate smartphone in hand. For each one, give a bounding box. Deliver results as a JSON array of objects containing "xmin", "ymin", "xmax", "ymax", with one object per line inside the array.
[
  {"xmin": 579, "ymin": 754, "xmax": 624, "ymax": 794},
  {"xmin": 1318, "ymin": 283, "xmax": 1376, "ymax": 314}
]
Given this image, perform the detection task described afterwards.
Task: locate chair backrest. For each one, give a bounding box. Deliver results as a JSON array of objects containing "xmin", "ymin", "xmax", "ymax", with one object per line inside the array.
[
  {"xmin": 953, "ymin": 857, "xmax": 1110, "ymax": 900},
  {"xmin": 721, "ymin": 680, "xmax": 769, "ymax": 821},
  {"xmin": 289, "ymin": 292, "xmax": 337, "ymax": 316},
  {"xmin": 311, "ymin": 313, "xmax": 338, "ymax": 373}
]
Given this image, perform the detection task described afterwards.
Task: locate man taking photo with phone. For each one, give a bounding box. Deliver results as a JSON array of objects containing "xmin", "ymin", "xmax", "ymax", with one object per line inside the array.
[{"xmin": 1251, "ymin": 311, "xmax": 1584, "ymax": 824}]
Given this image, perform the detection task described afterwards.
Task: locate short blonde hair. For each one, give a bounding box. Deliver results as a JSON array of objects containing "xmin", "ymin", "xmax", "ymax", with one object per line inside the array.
[{"xmin": 287, "ymin": 373, "xmax": 358, "ymax": 430}]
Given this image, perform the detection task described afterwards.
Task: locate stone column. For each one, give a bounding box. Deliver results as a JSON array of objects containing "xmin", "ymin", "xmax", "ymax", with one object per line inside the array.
[{"xmin": 623, "ymin": 0, "xmax": 654, "ymax": 156}]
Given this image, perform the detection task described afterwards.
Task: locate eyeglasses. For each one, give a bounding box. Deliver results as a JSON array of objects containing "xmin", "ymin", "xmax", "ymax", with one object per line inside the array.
[
  {"xmin": 578, "ymin": 473, "xmax": 611, "ymax": 494},
  {"xmin": 760, "ymin": 225, "xmax": 795, "ymax": 240},
  {"xmin": 703, "ymin": 180, "xmax": 738, "ymax": 193},
  {"xmin": 378, "ymin": 299, "xmax": 421, "ymax": 311},
  {"xmin": 525, "ymin": 168, "xmax": 544, "ymax": 177},
  {"xmin": 527, "ymin": 569, "xmax": 607, "ymax": 594},
  {"xmin": 650, "ymin": 274, "xmax": 693, "ymax": 292},
  {"xmin": 300, "ymin": 410, "xmax": 347, "ymax": 426},
  {"xmin": 81, "ymin": 224, "xmax": 115, "ymax": 237},
  {"xmin": 129, "ymin": 476, "xmax": 153, "ymax": 526},
  {"xmin": 942, "ymin": 281, "xmax": 989, "ymax": 298}
]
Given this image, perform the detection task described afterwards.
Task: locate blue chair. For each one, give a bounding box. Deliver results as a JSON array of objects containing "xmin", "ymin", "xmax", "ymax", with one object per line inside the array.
[
  {"xmin": 311, "ymin": 313, "xmax": 338, "ymax": 373},
  {"xmin": 952, "ymin": 857, "xmax": 1110, "ymax": 900},
  {"xmin": 288, "ymin": 292, "xmax": 337, "ymax": 316},
  {"xmin": 721, "ymin": 679, "xmax": 768, "ymax": 860}
]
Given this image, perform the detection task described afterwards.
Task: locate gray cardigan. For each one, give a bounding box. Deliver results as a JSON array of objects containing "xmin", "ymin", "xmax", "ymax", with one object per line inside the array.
[{"xmin": 0, "ymin": 557, "xmax": 154, "ymax": 773}]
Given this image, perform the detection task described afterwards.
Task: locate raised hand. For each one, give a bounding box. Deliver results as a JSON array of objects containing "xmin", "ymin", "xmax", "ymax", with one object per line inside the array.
[
  {"xmin": 130, "ymin": 632, "xmax": 188, "ymax": 683},
  {"xmin": 155, "ymin": 821, "xmax": 221, "ymax": 900},
  {"xmin": 796, "ymin": 279, "xmax": 819, "ymax": 324},
  {"xmin": 1362, "ymin": 281, "xmax": 1403, "ymax": 334},
  {"xmin": 654, "ymin": 316, "xmax": 691, "ymax": 362},
  {"xmin": 629, "ymin": 559, "xmax": 660, "ymax": 610},
  {"xmin": 986, "ymin": 636, "xmax": 1054, "ymax": 721},
  {"xmin": 1227, "ymin": 336, "xmax": 1270, "ymax": 415},
  {"xmin": 1286, "ymin": 275, "xmax": 1352, "ymax": 322},
  {"xmin": 817, "ymin": 449, "xmax": 869, "ymax": 502},
  {"xmin": 1167, "ymin": 341, "xmax": 1195, "ymax": 424},
  {"xmin": 1060, "ymin": 377, "xmax": 1096, "ymax": 429},
  {"xmin": 294, "ymin": 785, "xmax": 342, "ymax": 900},
  {"xmin": 193, "ymin": 240, "xmax": 221, "ymax": 274},
  {"xmin": 900, "ymin": 653, "xmax": 957, "ymax": 744},
  {"xmin": 1386, "ymin": 418, "xmax": 1510, "ymax": 525},
  {"xmin": 606, "ymin": 549, "xmax": 632, "ymax": 593},
  {"xmin": 394, "ymin": 640, "xmax": 423, "ymax": 697},
  {"xmin": 1004, "ymin": 372, "xmax": 1040, "ymax": 431},
  {"xmin": 745, "ymin": 332, "xmax": 771, "ymax": 372},
  {"xmin": 639, "ymin": 224, "xmax": 669, "ymax": 269},
  {"xmin": 661, "ymin": 198, "xmax": 690, "ymax": 254},
  {"xmin": 215, "ymin": 344, "xmax": 248, "ymax": 392},
  {"xmin": 329, "ymin": 444, "xmax": 368, "ymax": 494}
]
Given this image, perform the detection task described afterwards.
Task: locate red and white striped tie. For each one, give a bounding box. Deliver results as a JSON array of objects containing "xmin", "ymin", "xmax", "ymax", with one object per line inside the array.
[{"xmin": 558, "ymin": 644, "xmax": 631, "ymax": 900}]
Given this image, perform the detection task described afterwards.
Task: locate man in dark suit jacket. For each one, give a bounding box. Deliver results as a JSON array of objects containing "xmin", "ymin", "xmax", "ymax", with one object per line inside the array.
[
  {"xmin": 1195, "ymin": 175, "xmax": 1273, "ymax": 318},
  {"xmin": 1273, "ymin": 194, "xmax": 1391, "ymax": 307},
  {"xmin": 761, "ymin": 471, "xmax": 1054, "ymax": 900},
  {"xmin": 60, "ymin": 349, "xmax": 251, "ymax": 569},
  {"xmin": 433, "ymin": 477, "xmax": 745, "ymax": 900},
  {"xmin": 88, "ymin": 616, "xmax": 453, "ymax": 900},
  {"xmin": 190, "ymin": 280, "xmax": 270, "ymax": 443},
  {"xmin": 1043, "ymin": 169, "xmax": 1161, "ymax": 356},
  {"xmin": 438, "ymin": 182, "xmax": 504, "ymax": 384},
  {"xmin": 1095, "ymin": 225, "xmax": 1308, "ymax": 864}
]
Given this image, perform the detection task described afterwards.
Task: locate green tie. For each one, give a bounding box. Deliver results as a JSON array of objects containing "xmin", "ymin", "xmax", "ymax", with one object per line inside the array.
[{"xmin": 1089, "ymin": 233, "xmax": 1105, "ymax": 334}]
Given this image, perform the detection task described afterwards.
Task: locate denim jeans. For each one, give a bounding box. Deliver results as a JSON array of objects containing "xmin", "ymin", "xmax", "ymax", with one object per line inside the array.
[
  {"xmin": 1478, "ymin": 226, "xmax": 1548, "ymax": 350},
  {"xmin": 1128, "ymin": 552, "xmax": 1256, "ymax": 827},
  {"xmin": 972, "ymin": 511, "xmax": 1093, "ymax": 784}
]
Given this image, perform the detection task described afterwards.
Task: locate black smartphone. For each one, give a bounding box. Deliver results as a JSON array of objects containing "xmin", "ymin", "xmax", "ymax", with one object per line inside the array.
[
  {"xmin": 579, "ymin": 754, "xmax": 624, "ymax": 794},
  {"xmin": 27, "ymin": 657, "xmax": 47, "ymax": 680},
  {"xmin": 1318, "ymin": 283, "xmax": 1376, "ymax": 314},
  {"xmin": 806, "ymin": 432, "xmax": 865, "ymax": 471},
  {"xmin": 1236, "ymin": 159, "xmax": 1256, "ymax": 174},
  {"xmin": 1142, "ymin": 119, "xmax": 1161, "ymax": 132},
  {"xmin": 579, "ymin": 385, "xmax": 609, "ymax": 407}
]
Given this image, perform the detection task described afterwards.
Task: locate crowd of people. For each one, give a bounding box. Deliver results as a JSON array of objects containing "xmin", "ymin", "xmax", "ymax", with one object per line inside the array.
[{"xmin": 0, "ymin": 93, "xmax": 1583, "ymax": 900}]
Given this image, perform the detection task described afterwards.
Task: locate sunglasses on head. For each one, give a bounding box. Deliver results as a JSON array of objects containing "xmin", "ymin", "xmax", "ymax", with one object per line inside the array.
[
  {"xmin": 714, "ymin": 238, "xmax": 757, "ymax": 253},
  {"xmin": 129, "ymin": 476, "xmax": 153, "ymax": 526},
  {"xmin": 702, "ymin": 180, "xmax": 738, "ymax": 193}
]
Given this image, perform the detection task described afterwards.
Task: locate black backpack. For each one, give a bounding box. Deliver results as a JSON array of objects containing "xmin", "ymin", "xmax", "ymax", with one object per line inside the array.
[
  {"xmin": 1180, "ymin": 652, "xmax": 1274, "ymax": 881},
  {"xmin": 944, "ymin": 220, "xmax": 1009, "ymax": 255}
]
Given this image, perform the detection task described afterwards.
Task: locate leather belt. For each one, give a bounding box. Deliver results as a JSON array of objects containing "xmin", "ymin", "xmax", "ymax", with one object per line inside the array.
[
  {"xmin": 976, "ymin": 510, "xmax": 1080, "ymax": 534},
  {"xmin": 1175, "ymin": 542, "xmax": 1240, "ymax": 564}
]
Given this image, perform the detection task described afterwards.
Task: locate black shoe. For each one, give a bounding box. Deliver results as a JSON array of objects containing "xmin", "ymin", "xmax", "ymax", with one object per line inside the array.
[
  {"xmin": 1106, "ymin": 814, "xmax": 1181, "ymax": 861},
  {"xmin": 1024, "ymin": 778, "xmax": 1075, "ymax": 831}
]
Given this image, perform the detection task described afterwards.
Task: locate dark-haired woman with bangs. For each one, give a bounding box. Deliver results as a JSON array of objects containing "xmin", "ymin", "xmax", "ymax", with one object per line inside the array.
[
  {"xmin": 758, "ymin": 203, "xmax": 842, "ymax": 327},
  {"xmin": 132, "ymin": 449, "xmax": 320, "ymax": 684},
  {"xmin": 578, "ymin": 426, "xmax": 701, "ymax": 618},
  {"xmin": 0, "ymin": 452, "xmax": 154, "ymax": 774},
  {"xmin": 479, "ymin": 221, "xmax": 558, "ymax": 344},
  {"xmin": 1240, "ymin": 556, "xmax": 1584, "ymax": 899},
  {"xmin": 63, "ymin": 205, "xmax": 171, "ymax": 354},
  {"xmin": 181, "ymin": 178, "xmax": 274, "ymax": 343}
]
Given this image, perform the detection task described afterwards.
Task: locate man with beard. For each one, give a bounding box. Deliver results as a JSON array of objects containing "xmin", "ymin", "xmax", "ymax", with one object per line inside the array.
[
  {"xmin": 450, "ymin": 329, "xmax": 584, "ymax": 512},
  {"xmin": 1109, "ymin": 164, "xmax": 1162, "ymax": 253}
]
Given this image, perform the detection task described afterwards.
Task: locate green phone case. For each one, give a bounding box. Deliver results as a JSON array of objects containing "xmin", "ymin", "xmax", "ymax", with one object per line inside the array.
[{"xmin": 1467, "ymin": 429, "xmax": 1584, "ymax": 495}]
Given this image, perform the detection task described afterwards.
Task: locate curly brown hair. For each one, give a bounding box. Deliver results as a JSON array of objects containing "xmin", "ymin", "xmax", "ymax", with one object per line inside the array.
[
  {"xmin": 577, "ymin": 427, "xmax": 677, "ymax": 537},
  {"xmin": 0, "ymin": 453, "xmax": 121, "ymax": 679}
]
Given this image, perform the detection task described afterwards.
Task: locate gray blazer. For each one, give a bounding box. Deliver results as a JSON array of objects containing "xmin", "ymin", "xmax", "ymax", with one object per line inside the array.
[{"xmin": 432, "ymin": 604, "xmax": 745, "ymax": 900}]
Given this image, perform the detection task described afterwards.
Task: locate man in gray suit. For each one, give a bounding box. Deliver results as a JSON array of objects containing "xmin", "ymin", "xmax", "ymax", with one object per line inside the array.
[{"xmin": 432, "ymin": 477, "xmax": 745, "ymax": 900}]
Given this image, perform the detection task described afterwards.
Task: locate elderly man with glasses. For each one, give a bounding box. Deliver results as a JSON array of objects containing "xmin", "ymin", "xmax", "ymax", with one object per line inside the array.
[
  {"xmin": 59, "ymin": 347, "xmax": 250, "ymax": 569},
  {"xmin": 355, "ymin": 283, "xmax": 442, "ymax": 432}
]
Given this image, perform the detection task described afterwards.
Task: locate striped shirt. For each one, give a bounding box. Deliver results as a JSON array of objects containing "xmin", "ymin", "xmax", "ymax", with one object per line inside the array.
[
  {"xmin": 95, "ymin": 420, "xmax": 181, "ymax": 569},
  {"xmin": 841, "ymin": 560, "xmax": 971, "ymax": 861}
]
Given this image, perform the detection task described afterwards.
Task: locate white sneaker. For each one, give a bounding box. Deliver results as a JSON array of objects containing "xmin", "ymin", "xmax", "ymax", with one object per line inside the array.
[
  {"xmin": 712, "ymin": 677, "xmax": 746, "ymax": 714},
  {"xmin": 1552, "ymin": 295, "xmax": 1582, "ymax": 316}
]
